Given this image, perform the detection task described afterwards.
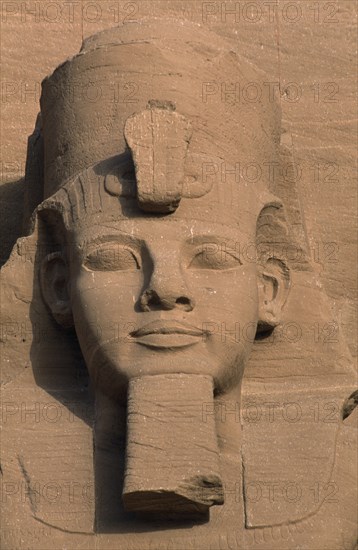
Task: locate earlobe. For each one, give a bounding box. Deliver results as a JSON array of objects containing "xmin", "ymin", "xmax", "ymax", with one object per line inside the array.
[
  {"xmin": 40, "ymin": 252, "xmax": 73, "ymax": 328},
  {"xmin": 257, "ymin": 258, "xmax": 290, "ymax": 333}
]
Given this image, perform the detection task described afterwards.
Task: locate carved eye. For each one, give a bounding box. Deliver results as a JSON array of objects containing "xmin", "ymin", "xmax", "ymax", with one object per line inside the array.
[
  {"xmin": 84, "ymin": 244, "xmax": 140, "ymax": 272},
  {"xmin": 189, "ymin": 245, "xmax": 242, "ymax": 270}
]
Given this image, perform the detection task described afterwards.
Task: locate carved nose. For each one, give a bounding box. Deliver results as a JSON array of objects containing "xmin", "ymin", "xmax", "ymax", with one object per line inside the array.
[{"xmin": 139, "ymin": 288, "xmax": 194, "ymax": 312}]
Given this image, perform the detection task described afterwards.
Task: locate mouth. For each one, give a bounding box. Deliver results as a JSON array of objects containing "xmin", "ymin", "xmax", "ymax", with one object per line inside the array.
[{"xmin": 130, "ymin": 320, "xmax": 205, "ymax": 349}]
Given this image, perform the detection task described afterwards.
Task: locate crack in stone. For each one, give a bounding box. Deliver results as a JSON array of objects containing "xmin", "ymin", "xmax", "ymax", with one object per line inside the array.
[{"xmin": 17, "ymin": 454, "xmax": 37, "ymax": 515}]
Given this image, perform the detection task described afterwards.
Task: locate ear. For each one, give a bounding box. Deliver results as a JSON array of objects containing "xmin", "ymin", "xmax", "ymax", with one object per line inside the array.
[
  {"xmin": 40, "ymin": 252, "xmax": 73, "ymax": 328},
  {"xmin": 257, "ymin": 258, "xmax": 290, "ymax": 333}
]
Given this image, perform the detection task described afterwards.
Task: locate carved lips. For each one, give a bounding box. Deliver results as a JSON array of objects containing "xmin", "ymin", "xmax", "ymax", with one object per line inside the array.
[{"xmin": 130, "ymin": 320, "xmax": 205, "ymax": 349}]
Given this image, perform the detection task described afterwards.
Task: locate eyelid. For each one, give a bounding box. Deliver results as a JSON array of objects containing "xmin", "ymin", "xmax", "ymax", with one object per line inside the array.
[
  {"xmin": 82, "ymin": 235, "xmax": 142, "ymax": 257},
  {"xmin": 189, "ymin": 243, "xmax": 243, "ymax": 270},
  {"xmin": 192, "ymin": 243, "xmax": 243, "ymax": 263},
  {"xmin": 83, "ymin": 241, "xmax": 141, "ymax": 271}
]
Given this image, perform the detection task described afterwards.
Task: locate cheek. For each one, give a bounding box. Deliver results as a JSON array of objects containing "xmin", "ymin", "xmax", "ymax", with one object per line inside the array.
[
  {"xmin": 69, "ymin": 269, "xmax": 141, "ymax": 348},
  {"xmin": 188, "ymin": 268, "xmax": 259, "ymax": 323},
  {"xmin": 71, "ymin": 270, "xmax": 132, "ymax": 304}
]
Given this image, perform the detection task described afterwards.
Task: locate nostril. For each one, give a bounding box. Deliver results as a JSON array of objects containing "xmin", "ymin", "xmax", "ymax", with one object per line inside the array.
[
  {"xmin": 140, "ymin": 291, "xmax": 194, "ymax": 312},
  {"xmin": 141, "ymin": 290, "xmax": 161, "ymax": 309},
  {"xmin": 175, "ymin": 297, "xmax": 193, "ymax": 311},
  {"xmin": 147, "ymin": 290, "xmax": 161, "ymax": 305},
  {"xmin": 176, "ymin": 297, "xmax": 189, "ymax": 305}
]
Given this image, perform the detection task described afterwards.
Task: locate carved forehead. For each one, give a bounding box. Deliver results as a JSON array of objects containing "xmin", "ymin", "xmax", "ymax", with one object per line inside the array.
[{"xmin": 39, "ymin": 162, "xmax": 267, "ymax": 235}]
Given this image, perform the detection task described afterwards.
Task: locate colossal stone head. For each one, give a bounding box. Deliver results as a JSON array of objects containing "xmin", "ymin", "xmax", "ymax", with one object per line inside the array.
[{"xmin": 27, "ymin": 19, "xmax": 304, "ymax": 519}]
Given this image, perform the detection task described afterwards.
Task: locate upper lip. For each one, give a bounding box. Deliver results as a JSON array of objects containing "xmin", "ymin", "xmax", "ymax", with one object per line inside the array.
[{"xmin": 130, "ymin": 320, "xmax": 205, "ymax": 338}]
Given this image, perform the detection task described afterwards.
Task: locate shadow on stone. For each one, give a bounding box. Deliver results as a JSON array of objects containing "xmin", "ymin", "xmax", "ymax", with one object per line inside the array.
[{"xmin": 0, "ymin": 178, "xmax": 25, "ymax": 266}]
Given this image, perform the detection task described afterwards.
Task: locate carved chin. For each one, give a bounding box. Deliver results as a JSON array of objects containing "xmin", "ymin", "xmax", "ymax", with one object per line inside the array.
[{"xmin": 83, "ymin": 336, "xmax": 249, "ymax": 400}]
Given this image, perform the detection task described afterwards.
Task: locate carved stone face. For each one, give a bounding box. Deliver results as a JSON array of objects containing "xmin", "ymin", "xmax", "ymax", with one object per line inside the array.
[
  {"xmin": 41, "ymin": 184, "xmax": 289, "ymax": 402},
  {"xmin": 66, "ymin": 214, "xmax": 258, "ymax": 399}
]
